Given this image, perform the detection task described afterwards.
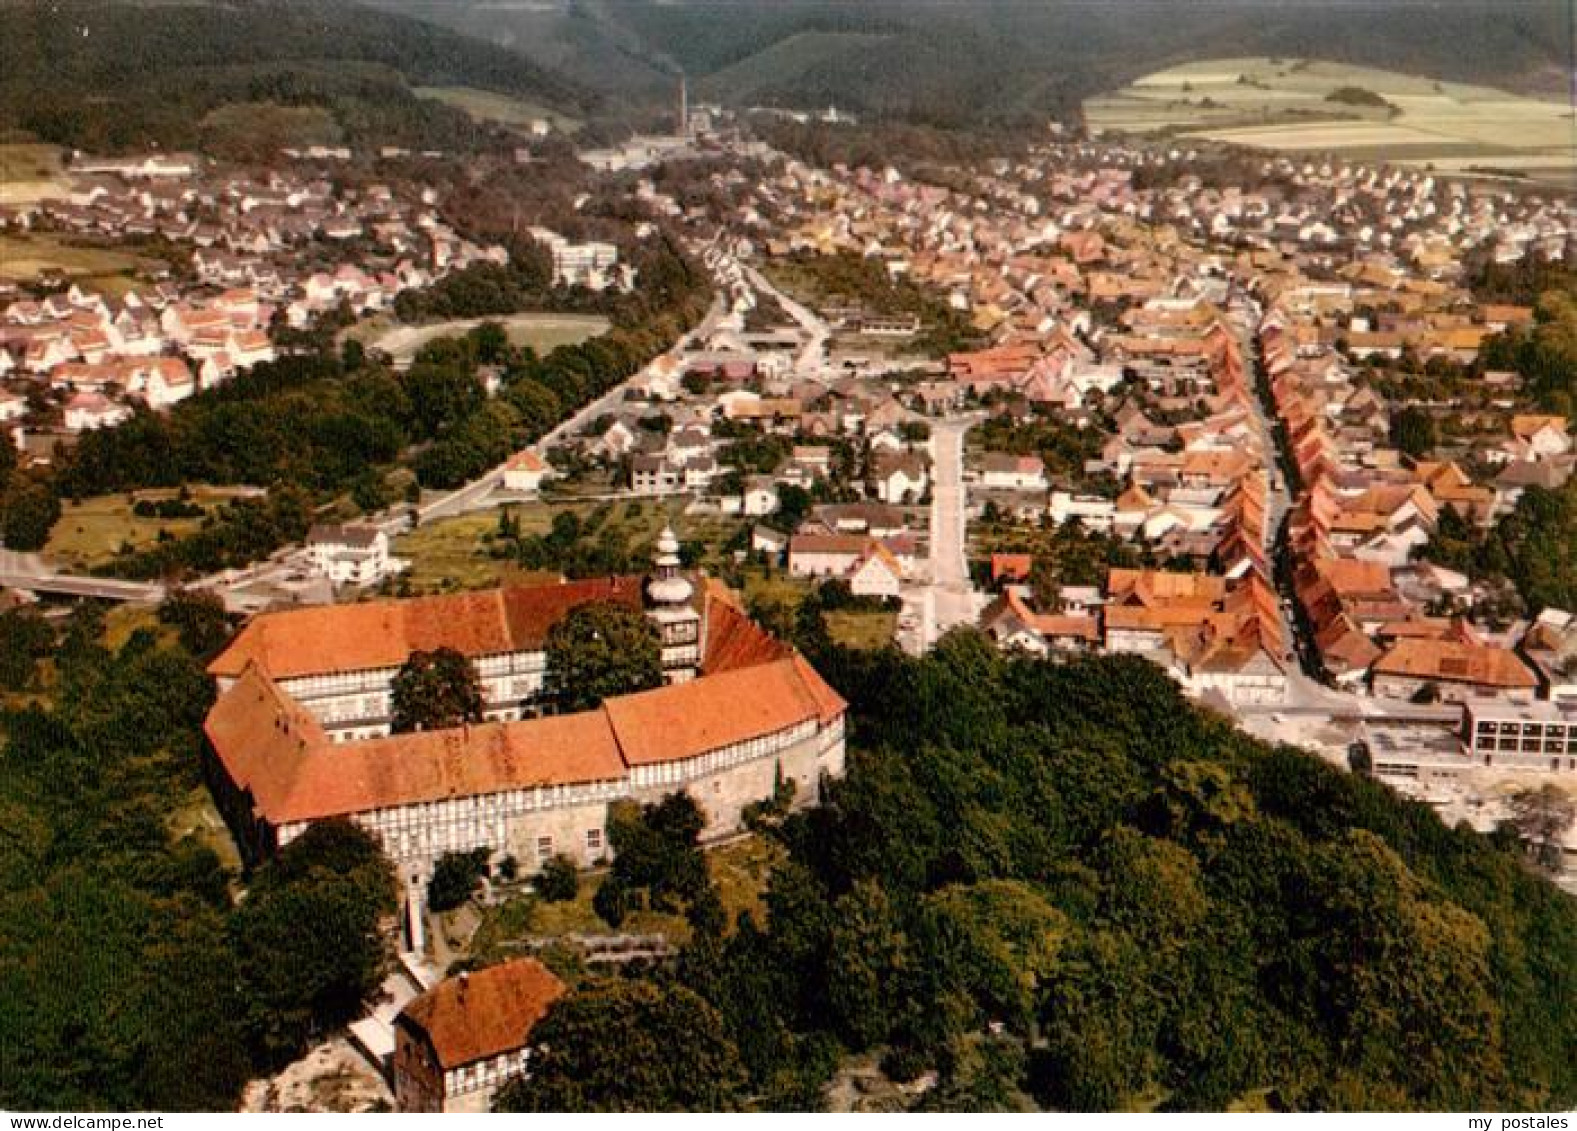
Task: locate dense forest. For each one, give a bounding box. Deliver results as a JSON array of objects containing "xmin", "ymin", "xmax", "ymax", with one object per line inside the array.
[
  {"xmin": 0, "ymin": 599, "xmax": 397, "ymax": 1109},
  {"xmin": 495, "ymin": 629, "xmax": 1577, "ymax": 1112},
  {"xmin": 0, "ymin": 0, "xmax": 591, "ymax": 153},
  {"xmin": 1, "ymin": 602, "xmax": 1573, "ymax": 1110}
]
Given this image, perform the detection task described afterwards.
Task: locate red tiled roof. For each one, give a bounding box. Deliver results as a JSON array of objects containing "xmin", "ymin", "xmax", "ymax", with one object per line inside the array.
[
  {"xmin": 1373, "ymin": 638, "xmax": 1537, "ymax": 690},
  {"xmin": 604, "ymin": 657, "xmax": 841, "ymax": 768},
  {"xmin": 701, "ymin": 591, "xmax": 790, "ymax": 673},
  {"xmin": 400, "ymin": 959, "xmax": 565, "ymax": 1071},
  {"xmin": 206, "ymin": 643, "xmax": 845, "ymax": 826},
  {"xmin": 209, "ymin": 577, "xmax": 643, "ymax": 680}
]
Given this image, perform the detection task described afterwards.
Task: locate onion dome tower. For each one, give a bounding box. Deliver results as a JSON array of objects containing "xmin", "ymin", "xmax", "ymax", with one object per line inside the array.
[{"xmin": 646, "ymin": 525, "xmax": 701, "ymax": 681}]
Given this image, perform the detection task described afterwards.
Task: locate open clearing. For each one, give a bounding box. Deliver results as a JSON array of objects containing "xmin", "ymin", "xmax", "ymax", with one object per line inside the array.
[
  {"xmin": 0, "ymin": 142, "xmax": 69, "ymax": 204},
  {"xmin": 395, "ymin": 498, "xmax": 744, "ymax": 592},
  {"xmin": 46, "ymin": 486, "xmax": 261, "ymax": 572},
  {"xmin": 352, "ymin": 312, "xmax": 609, "ymax": 366},
  {"xmin": 0, "ymin": 233, "xmax": 159, "ymax": 283},
  {"xmin": 1086, "ymin": 57, "xmax": 1575, "ymax": 187},
  {"xmin": 415, "ymin": 85, "xmax": 581, "ymax": 133}
]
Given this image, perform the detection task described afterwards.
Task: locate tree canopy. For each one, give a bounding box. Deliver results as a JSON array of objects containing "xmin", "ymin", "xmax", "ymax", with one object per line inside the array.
[
  {"xmin": 493, "ymin": 979, "xmax": 747, "ymax": 1112},
  {"xmin": 543, "ymin": 601, "xmax": 664, "ymax": 714},
  {"xmin": 390, "ymin": 646, "xmax": 485, "ymax": 734}
]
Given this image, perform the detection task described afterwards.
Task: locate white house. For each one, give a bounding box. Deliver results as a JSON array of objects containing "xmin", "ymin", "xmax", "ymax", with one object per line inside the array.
[
  {"xmin": 742, "ymin": 477, "xmax": 779, "ymax": 517},
  {"xmin": 981, "ymin": 453, "xmax": 1049, "ymax": 492},
  {"xmin": 502, "ymin": 450, "xmax": 553, "ymax": 495},
  {"xmin": 63, "ymin": 392, "xmax": 131, "ymax": 432},
  {"xmin": 306, "ymin": 524, "xmax": 403, "ymax": 586},
  {"xmin": 1049, "ymin": 491, "xmax": 1117, "ymax": 532},
  {"xmin": 870, "ymin": 453, "xmax": 928, "ymax": 504},
  {"xmin": 847, "ymin": 546, "xmax": 904, "ymax": 599}
]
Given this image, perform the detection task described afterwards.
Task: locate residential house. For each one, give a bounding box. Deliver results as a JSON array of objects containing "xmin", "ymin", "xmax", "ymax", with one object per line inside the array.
[
  {"xmin": 502, "ymin": 450, "xmax": 552, "ymax": 495},
  {"xmin": 306, "ymin": 523, "xmax": 402, "ymax": 586},
  {"xmin": 393, "ymin": 959, "xmax": 566, "ymax": 1113},
  {"xmin": 869, "ymin": 452, "xmax": 928, "ymax": 504},
  {"xmin": 1370, "ymin": 638, "xmax": 1539, "ymax": 704},
  {"xmin": 980, "ymin": 453, "xmax": 1049, "ymax": 492}
]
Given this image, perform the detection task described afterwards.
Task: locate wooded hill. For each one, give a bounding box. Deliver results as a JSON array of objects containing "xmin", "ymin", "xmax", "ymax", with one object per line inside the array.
[
  {"xmin": 495, "ymin": 629, "xmax": 1577, "ymax": 1111},
  {"xmin": 0, "ymin": 0, "xmax": 593, "ymax": 154},
  {"xmin": 370, "ymin": 0, "xmax": 1573, "ymax": 128}
]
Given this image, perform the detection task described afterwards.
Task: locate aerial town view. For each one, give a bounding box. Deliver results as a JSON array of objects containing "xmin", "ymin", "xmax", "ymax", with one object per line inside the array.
[{"xmin": 0, "ymin": 0, "xmax": 1574, "ymax": 1118}]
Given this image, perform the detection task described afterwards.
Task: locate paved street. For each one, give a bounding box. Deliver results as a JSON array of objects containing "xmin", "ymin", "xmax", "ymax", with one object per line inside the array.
[
  {"xmin": 188, "ymin": 248, "xmax": 740, "ymax": 607},
  {"xmin": 0, "ymin": 549, "xmax": 166, "ymax": 603},
  {"xmin": 742, "ymin": 263, "xmax": 830, "ymax": 380},
  {"xmin": 921, "ymin": 415, "xmax": 986, "ymax": 646}
]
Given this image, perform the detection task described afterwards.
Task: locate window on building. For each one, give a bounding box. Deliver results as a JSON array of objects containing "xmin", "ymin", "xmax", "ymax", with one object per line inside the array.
[
  {"xmin": 586, "ymin": 828, "xmax": 603, "ymax": 853},
  {"xmin": 536, "ymin": 835, "xmax": 553, "ymax": 861}
]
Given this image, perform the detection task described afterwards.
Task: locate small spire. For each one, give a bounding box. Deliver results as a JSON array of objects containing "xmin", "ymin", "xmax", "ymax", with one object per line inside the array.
[{"xmin": 647, "ymin": 524, "xmax": 692, "ymax": 607}]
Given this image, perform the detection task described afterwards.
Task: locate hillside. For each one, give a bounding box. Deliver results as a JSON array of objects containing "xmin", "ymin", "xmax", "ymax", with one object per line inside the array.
[
  {"xmin": 368, "ymin": 0, "xmax": 1573, "ymax": 127},
  {"xmin": 493, "ymin": 630, "xmax": 1577, "ymax": 1111},
  {"xmin": 0, "ymin": 0, "xmax": 593, "ymax": 154}
]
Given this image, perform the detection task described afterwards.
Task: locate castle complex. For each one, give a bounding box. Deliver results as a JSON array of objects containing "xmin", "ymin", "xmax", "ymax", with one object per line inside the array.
[{"xmin": 202, "ymin": 531, "xmax": 847, "ymax": 888}]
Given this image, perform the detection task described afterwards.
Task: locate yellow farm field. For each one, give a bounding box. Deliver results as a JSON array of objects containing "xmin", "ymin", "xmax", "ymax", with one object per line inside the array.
[
  {"xmin": 1086, "ymin": 56, "xmax": 1575, "ymax": 185},
  {"xmin": 1188, "ymin": 121, "xmax": 1448, "ymax": 150},
  {"xmin": 0, "ymin": 142, "xmax": 69, "ymax": 205},
  {"xmin": 0, "ymin": 233, "xmax": 156, "ymax": 283}
]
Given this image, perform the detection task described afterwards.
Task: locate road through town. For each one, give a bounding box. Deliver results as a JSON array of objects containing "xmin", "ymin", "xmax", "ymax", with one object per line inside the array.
[{"xmin": 920, "ymin": 414, "xmax": 985, "ymax": 647}]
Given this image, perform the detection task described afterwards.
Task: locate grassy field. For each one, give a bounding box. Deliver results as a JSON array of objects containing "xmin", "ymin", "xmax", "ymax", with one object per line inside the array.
[
  {"xmin": 1085, "ymin": 57, "xmax": 1576, "ymax": 187},
  {"xmin": 0, "ymin": 142, "xmax": 68, "ymax": 204},
  {"xmin": 350, "ymin": 312, "xmax": 610, "ymax": 365},
  {"xmin": 415, "ymin": 85, "xmax": 581, "ymax": 133},
  {"xmin": 826, "ymin": 609, "xmax": 897, "ymax": 650},
  {"xmin": 396, "ymin": 498, "xmax": 745, "ymax": 592},
  {"xmin": 0, "ymin": 233, "xmax": 159, "ymax": 284},
  {"xmin": 46, "ymin": 487, "xmax": 258, "ymax": 572}
]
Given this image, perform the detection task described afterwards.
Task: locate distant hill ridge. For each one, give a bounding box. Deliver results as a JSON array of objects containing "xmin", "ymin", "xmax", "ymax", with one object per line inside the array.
[
  {"xmin": 370, "ymin": 0, "xmax": 1573, "ymax": 127},
  {"xmin": 0, "ymin": 0, "xmax": 594, "ymax": 154}
]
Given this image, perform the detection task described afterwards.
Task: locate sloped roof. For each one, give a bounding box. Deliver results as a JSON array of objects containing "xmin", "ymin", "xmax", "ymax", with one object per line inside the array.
[
  {"xmin": 205, "ymin": 599, "xmax": 846, "ymax": 825},
  {"xmin": 1373, "ymin": 638, "xmax": 1537, "ymax": 690},
  {"xmin": 400, "ymin": 959, "xmax": 565, "ymax": 1071},
  {"xmin": 604, "ymin": 657, "xmax": 843, "ymax": 768},
  {"xmin": 209, "ymin": 577, "xmax": 644, "ymax": 680}
]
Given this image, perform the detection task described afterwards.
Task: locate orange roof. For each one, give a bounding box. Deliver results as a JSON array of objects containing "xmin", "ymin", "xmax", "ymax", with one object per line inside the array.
[
  {"xmin": 701, "ymin": 593, "xmax": 790, "ymax": 673},
  {"xmin": 206, "ymin": 657, "xmax": 845, "ymax": 823},
  {"xmin": 204, "ymin": 666, "xmax": 628, "ymax": 823},
  {"xmin": 1373, "ymin": 638, "xmax": 1537, "ymax": 690},
  {"xmin": 1313, "ymin": 558, "xmax": 1395, "ymax": 600},
  {"xmin": 1104, "ymin": 569, "xmax": 1227, "ymax": 632},
  {"xmin": 991, "ymin": 553, "xmax": 1034, "ymax": 582},
  {"xmin": 1510, "ymin": 414, "xmax": 1568, "ymax": 441},
  {"xmin": 209, "ymin": 577, "xmax": 644, "ymax": 680},
  {"xmin": 400, "ymin": 959, "xmax": 565, "ymax": 1071},
  {"xmin": 504, "ymin": 449, "xmax": 547, "ymax": 472},
  {"xmin": 605, "ymin": 657, "xmax": 843, "ymax": 767}
]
